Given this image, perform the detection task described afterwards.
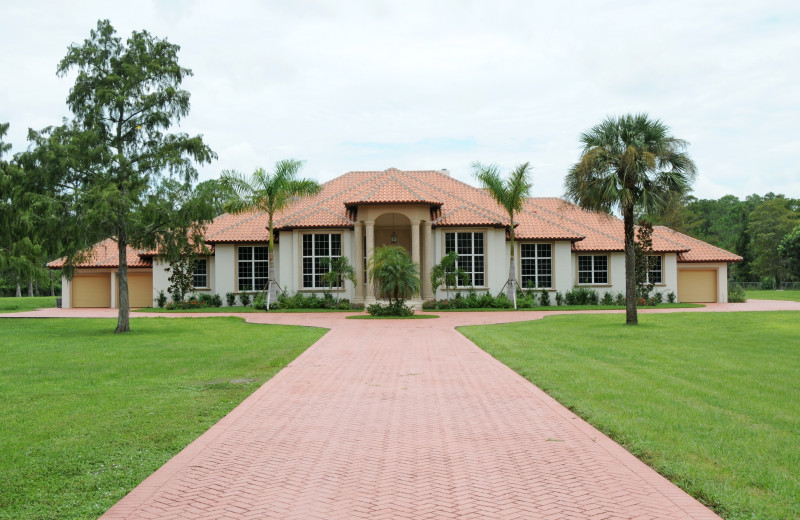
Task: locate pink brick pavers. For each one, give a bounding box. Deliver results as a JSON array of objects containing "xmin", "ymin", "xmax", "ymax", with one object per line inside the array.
[{"xmin": 14, "ymin": 303, "xmax": 795, "ymax": 518}]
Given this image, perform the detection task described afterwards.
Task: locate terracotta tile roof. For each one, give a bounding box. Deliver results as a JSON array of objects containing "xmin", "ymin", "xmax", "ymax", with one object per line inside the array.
[
  {"xmin": 655, "ymin": 226, "xmax": 743, "ymax": 263},
  {"xmin": 47, "ymin": 238, "xmax": 153, "ymax": 269},
  {"xmin": 48, "ymin": 168, "xmax": 740, "ymax": 267}
]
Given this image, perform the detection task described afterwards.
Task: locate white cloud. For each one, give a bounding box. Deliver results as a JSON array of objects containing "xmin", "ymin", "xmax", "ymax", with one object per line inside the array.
[{"xmin": 1, "ymin": 0, "xmax": 798, "ymax": 199}]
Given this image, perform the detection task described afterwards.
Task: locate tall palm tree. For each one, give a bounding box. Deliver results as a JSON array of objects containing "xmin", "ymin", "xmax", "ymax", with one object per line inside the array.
[
  {"xmin": 565, "ymin": 113, "xmax": 696, "ymax": 325},
  {"xmin": 472, "ymin": 161, "xmax": 534, "ymax": 306},
  {"xmin": 220, "ymin": 160, "xmax": 321, "ymax": 307}
]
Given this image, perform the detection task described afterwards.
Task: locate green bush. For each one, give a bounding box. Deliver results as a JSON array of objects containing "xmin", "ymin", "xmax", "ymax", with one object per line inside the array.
[
  {"xmin": 728, "ymin": 284, "xmax": 747, "ymax": 303},
  {"xmin": 601, "ymin": 291, "xmax": 614, "ymax": 305},
  {"xmin": 238, "ymin": 292, "xmax": 251, "ymax": 306},
  {"xmin": 538, "ymin": 289, "xmax": 551, "ymax": 306},
  {"xmin": 165, "ymin": 298, "xmax": 207, "ymax": 310},
  {"xmin": 253, "ymin": 293, "xmax": 267, "ymax": 310},
  {"xmin": 760, "ymin": 276, "xmax": 776, "ymax": 290},
  {"xmin": 555, "ymin": 291, "xmax": 563, "ymax": 306},
  {"xmin": 154, "ymin": 290, "xmax": 167, "ymax": 308},
  {"xmin": 492, "ymin": 293, "xmax": 514, "ymax": 309},
  {"xmin": 613, "ymin": 292, "xmax": 626, "ymax": 306},
  {"xmin": 367, "ymin": 300, "xmax": 414, "ymax": 317},
  {"xmin": 666, "ymin": 291, "xmax": 676, "ymax": 303},
  {"xmin": 565, "ymin": 287, "xmax": 600, "ymax": 306},
  {"xmin": 225, "ymin": 292, "xmax": 236, "ymax": 307}
]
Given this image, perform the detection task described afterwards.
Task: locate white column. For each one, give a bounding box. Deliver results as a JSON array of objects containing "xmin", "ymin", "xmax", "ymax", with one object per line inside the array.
[
  {"xmin": 354, "ymin": 221, "xmax": 364, "ymax": 300},
  {"xmin": 422, "ymin": 221, "xmax": 433, "ymax": 299},
  {"xmin": 365, "ymin": 220, "xmax": 375, "ymax": 302},
  {"xmin": 411, "ymin": 220, "xmax": 421, "ymax": 298}
]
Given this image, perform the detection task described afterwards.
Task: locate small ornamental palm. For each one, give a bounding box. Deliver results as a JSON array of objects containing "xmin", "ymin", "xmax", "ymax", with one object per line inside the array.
[
  {"xmin": 564, "ymin": 114, "xmax": 696, "ymax": 325},
  {"xmin": 319, "ymin": 256, "xmax": 358, "ymax": 297},
  {"xmin": 368, "ymin": 245, "xmax": 421, "ymax": 305},
  {"xmin": 221, "ymin": 160, "xmax": 321, "ymax": 307},
  {"xmin": 473, "ymin": 161, "xmax": 533, "ymax": 305}
]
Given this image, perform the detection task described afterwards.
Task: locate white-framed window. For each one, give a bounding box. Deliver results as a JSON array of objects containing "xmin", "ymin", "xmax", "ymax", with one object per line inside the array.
[
  {"xmin": 520, "ymin": 243, "xmax": 552, "ymax": 289},
  {"xmin": 192, "ymin": 258, "xmax": 208, "ymax": 289},
  {"xmin": 578, "ymin": 254, "xmax": 608, "ymax": 284},
  {"xmin": 302, "ymin": 233, "xmax": 342, "ymax": 288},
  {"xmin": 444, "ymin": 231, "xmax": 485, "ymax": 287},
  {"xmin": 238, "ymin": 245, "xmax": 268, "ymax": 291},
  {"xmin": 647, "ymin": 255, "xmax": 663, "ymax": 284}
]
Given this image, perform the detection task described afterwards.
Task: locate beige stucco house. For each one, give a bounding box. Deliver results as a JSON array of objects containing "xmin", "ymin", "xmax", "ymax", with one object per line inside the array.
[{"xmin": 50, "ymin": 168, "xmax": 741, "ymax": 308}]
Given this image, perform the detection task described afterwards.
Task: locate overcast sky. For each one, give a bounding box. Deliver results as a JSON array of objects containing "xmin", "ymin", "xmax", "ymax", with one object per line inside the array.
[{"xmin": 2, "ymin": 1, "xmax": 798, "ymax": 199}]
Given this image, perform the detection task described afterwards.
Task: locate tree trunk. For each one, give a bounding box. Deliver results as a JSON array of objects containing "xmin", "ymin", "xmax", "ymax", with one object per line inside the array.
[
  {"xmin": 115, "ymin": 237, "xmax": 131, "ymax": 333},
  {"xmin": 623, "ymin": 204, "xmax": 638, "ymax": 325},
  {"xmin": 15, "ymin": 283, "xmax": 21, "ymax": 298},
  {"xmin": 27, "ymin": 279, "xmax": 33, "ymax": 297},
  {"xmin": 267, "ymin": 218, "xmax": 277, "ymax": 309},
  {"xmin": 507, "ymin": 219, "xmax": 516, "ymax": 303}
]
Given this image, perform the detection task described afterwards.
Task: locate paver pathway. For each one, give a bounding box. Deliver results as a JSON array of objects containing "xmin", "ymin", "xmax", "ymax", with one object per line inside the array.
[{"xmin": 6, "ymin": 300, "xmax": 799, "ymax": 519}]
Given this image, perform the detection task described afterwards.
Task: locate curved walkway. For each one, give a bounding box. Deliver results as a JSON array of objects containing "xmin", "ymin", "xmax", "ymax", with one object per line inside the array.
[{"xmin": 4, "ymin": 300, "xmax": 799, "ymax": 519}]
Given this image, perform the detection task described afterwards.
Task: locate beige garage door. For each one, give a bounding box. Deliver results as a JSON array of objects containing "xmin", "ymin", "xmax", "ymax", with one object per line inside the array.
[
  {"xmin": 72, "ymin": 273, "xmax": 111, "ymax": 308},
  {"xmin": 678, "ymin": 270, "xmax": 717, "ymax": 303},
  {"xmin": 120, "ymin": 272, "xmax": 153, "ymax": 308}
]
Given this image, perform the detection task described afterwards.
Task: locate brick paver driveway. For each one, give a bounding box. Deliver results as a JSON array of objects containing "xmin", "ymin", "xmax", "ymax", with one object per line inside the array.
[{"xmin": 11, "ymin": 301, "xmax": 797, "ymax": 519}]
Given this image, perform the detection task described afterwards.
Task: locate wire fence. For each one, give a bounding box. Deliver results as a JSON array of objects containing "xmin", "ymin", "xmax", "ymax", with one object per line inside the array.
[{"xmin": 729, "ymin": 281, "xmax": 800, "ymax": 291}]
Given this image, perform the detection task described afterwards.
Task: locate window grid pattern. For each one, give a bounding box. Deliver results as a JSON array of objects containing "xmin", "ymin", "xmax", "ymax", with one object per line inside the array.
[
  {"xmin": 238, "ymin": 246, "xmax": 269, "ymax": 291},
  {"xmin": 520, "ymin": 243, "xmax": 552, "ymax": 289},
  {"xmin": 444, "ymin": 232, "xmax": 485, "ymax": 287},
  {"xmin": 303, "ymin": 233, "xmax": 342, "ymax": 288},
  {"xmin": 578, "ymin": 254, "xmax": 608, "ymax": 284},
  {"xmin": 192, "ymin": 259, "xmax": 208, "ymax": 288},
  {"xmin": 648, "ymin": 255, "xmax": 663, "ymax": 284}
]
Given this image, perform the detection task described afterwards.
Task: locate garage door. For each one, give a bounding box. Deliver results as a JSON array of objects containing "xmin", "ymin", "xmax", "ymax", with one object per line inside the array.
[
  {"xmin": 72, "ymin": 273, "xmax": 111, "ymax": 308},
  {"xmin": 678, "ymin": 270, "xmax": 717, "ymax": 303},
  {"xmin": 120, "ymin": 272, "xmax": 153, "ymax": 308}
]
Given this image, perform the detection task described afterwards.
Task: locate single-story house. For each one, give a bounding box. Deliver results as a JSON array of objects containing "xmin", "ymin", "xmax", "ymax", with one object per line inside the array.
[{"xmin": 49, "ymin": 167, "xmax": 741, "ymax": 308}]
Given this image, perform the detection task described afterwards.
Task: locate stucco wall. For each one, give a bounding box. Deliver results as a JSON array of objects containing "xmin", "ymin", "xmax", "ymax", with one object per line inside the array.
[{"xmin": 215, "ymin": 244, "xmax": 236, "ymax": 304}]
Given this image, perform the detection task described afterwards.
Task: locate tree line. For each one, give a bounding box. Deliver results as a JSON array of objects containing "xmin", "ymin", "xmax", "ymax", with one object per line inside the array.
[{"xmin": 646, "ymin": 193, "xmax": 800, "ymax": 284}]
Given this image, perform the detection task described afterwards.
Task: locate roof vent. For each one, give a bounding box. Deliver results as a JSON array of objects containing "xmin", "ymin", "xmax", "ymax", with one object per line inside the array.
[{"xmin": 440, "ymin": 168, "xmax": 450, "ymax": 176}]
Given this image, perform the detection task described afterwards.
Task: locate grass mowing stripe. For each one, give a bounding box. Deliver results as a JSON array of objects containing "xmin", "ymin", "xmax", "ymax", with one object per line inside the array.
[
  {"xmin": 459, "ymin": 312, "xmax": 800, "ymax": 520},
  {"xmin": 0, "ymin": 317, "xmax": 326, "ymax": 520}
]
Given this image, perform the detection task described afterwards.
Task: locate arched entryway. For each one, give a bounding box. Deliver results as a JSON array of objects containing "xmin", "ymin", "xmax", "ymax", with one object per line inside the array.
[{"xmin": 374, "ymin": 212, "xmax": 411, "ymax": 251}]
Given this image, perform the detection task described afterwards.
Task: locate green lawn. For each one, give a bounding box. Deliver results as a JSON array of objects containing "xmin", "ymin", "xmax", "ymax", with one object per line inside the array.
[
  {"xmin": 745, "ymin": 289, "xmax": 800, "ymax": 302},
  {"xmin": 460, "ymin": 312, "xmax": 800, "ymax": 520},
  {"xmin": 0, "ymin": 296, "xmax": 57, "ymax": 313},
  {"xmin": 0, "ymin": 317, "xmax": 326, "ymax": 520}
]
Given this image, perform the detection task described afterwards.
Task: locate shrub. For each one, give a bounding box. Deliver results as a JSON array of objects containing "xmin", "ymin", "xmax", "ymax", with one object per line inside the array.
[
  {"xmin": 197, "ymin": 293, "xmax": 214, "ymax": 306},
  {"xmin": 253, "ymin": 293, "xmax": 267, "ymax": 310},
  {"xmin": 238, "ymin": 292, "xmax": 252, "ymax": 306},
  {"xmin": 538, "ymin": 289, "xmax": 550, "ymax": 307},
  {"xmin": 226, "ymin": 292, "xmax": 236, "ymax": 307},
  {"xmin": 165, "ymin": 297, "xmax": 207, "ymax": 310},
  {"xmin": 565, "ymin": 287, "xmax": 600, "ymax": 306},
  {"xmin": 760, "ymin": 276, "xmax": 776, "ymax": 290},
  {"xmin": 210, "ymin": 294, "xmax": 223, "ymax": 307},
  {"xmin": 367, "ymin": 300, "xmax": 414, "ymax": 317},
  {"xmin": 492, "ymin": 293, "xmax": 514, "ymax": 309},
  {"xmin": 613, "ymin": 292, "xmax": 625, "ymax": 306},
  {"xmin": 666, "ymin": 291, "xmax": 676, "ymax": 303},
  {"xmin": 154, "ymin": 290, "xmax": 167, "ymax": 308},
  {"xmin": 479, "ymin": 292, "xmax": 495, "ymax": 308},
  {"xmin": 555, "ymin": 291, "xmax": 563, "ymax": 306},
  {"xmin": 728, "ymin": 283, "xmax": 747, "ymax": 303},
  {"xmin": 601, "ymin": 291, "xmax": 614, "ymax": 306}
]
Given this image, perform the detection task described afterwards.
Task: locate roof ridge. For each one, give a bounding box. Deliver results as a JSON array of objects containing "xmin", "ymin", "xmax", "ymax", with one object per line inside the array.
[
  {"xmin": 398, "ymin": 170, "xmax": 509, "ymax": 225},
  {"xmin": 528, "ymin": 199, "xmax": 624, "ymax": 246}
]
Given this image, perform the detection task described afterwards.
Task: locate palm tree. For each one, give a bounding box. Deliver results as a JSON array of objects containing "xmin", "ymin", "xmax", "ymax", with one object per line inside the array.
[
  {"xmin": 472, "ymin": 161, "xmax": 534, "ymax": 306},
  {"xmin": 320, "ymin": 256, "xmax": 357, "ymax": 298},
  {"xmin": 368, "ymin": 245, "xmax": 421, "ymax": 306},
  {"xmin": 564, "ymin": 114, "xmax": 696, "ymax": 325},
  {"xmin": 220, "ymin": 160, "xmax": 321, "ymax": 307}
]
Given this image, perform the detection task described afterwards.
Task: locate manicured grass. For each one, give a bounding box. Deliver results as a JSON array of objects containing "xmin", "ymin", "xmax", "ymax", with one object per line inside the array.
[
  {"xmin": 745, "ymin": 289, "xmax": 800, "ymax": 302},
  {"xmin": 426, "ymin": 303, "xmax": 702, "ymax": 312},
  {"xmin": 460, "ymin": 312, "xmax": 800, "ymax": 520},
  {"xmin": 0, "ymin": 296, "xmax": 57, "ymax": 313},
  {"xmin": 0, "ymin": 317, "xmax": 326, "ymax": 520}
]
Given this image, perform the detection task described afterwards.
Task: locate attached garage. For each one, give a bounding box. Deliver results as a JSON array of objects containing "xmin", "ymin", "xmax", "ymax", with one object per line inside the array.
[
  {"xmin": 120, "ymin": 272, "xmax": 153, "ymax": 308},
  {"xmin": 71, "ymin": 273, "xmax": 111, "ymax": 308},
  {"xmin": 678, "ymin": 269, "xmax": 718, "ymax": 303}
]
